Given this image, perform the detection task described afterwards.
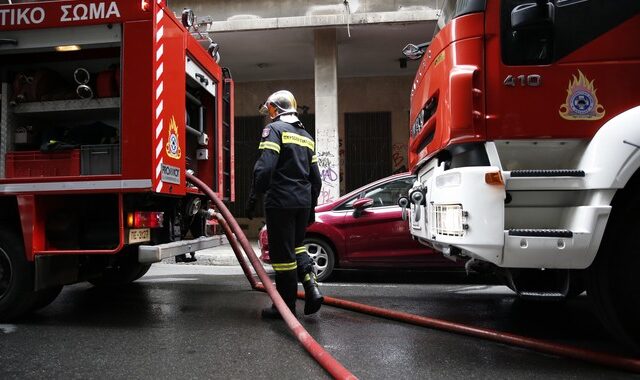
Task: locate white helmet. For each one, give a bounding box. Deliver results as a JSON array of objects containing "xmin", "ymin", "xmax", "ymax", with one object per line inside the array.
[{"xmin": 259, "ymin": 90, "xmax": 298, "ymax": 120}]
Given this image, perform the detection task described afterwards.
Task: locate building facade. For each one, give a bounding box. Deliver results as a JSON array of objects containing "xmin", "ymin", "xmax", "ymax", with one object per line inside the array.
[{"xmin": 168, "ymin": 0, "xmax": 439, "ymax": 235}]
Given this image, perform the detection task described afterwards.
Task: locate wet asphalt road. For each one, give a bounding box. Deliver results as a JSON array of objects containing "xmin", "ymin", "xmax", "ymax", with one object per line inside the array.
[{"xmin": 0, "ymin": 264, "xmax": 638, "ymax": 379}]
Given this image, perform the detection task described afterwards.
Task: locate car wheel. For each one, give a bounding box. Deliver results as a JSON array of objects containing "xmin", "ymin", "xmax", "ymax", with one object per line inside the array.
[
  {"xmin": 304, "ymin": 238, "xmax": 335, "ymax": 282},
  {"xmin": 0, "ymin": 227, "xmax": 38, "ymax": 321}
]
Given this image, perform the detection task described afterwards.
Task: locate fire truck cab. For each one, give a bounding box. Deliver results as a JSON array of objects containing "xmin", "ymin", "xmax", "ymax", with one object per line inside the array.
[
  {"xmin": 0, "ymin": 1, "xmax": 234, "ymax": 320},
  {"xmin": 400, "ymin": 0, "xmax": 640, "ymax": 348}
]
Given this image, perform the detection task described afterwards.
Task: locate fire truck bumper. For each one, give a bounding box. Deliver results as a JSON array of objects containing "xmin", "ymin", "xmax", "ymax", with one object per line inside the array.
[
  {"xmin": 409, "ymin": 164, "xmax": 610, "ymax": 269},
  {"xmin": 409, "ymin": 165, "xmax": 506, "ymax": 265},
  {"xmin": 138, "ymin": 235, "xmax": 229, "ymax": 263}
]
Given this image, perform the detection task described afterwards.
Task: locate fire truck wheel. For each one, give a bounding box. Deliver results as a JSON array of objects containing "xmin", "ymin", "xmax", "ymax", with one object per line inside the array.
[
  {"xmin": 566, "ymin": 272, "xmax": 586, "ymax": 298},
  {"xmin": 89, "ymin": 248, "xmax": 151, "ymax": 287},
  {"xmin": 304, "ymin": 238, "xmax": 335, "ymax": 282},
  {"xmin": 0, "ymin": 227, "xmax": 39, "ymax": 322},
  {"xmin": 30, "ymin": 286, "xmax": 63, "ymax": 312},
  {"xmin": 132, "ymin": 264, "xmax": 152, "ymax": 281},
  {"xmin": 587, "ymin": 186, "xmax": 640, "ymax": 352}
]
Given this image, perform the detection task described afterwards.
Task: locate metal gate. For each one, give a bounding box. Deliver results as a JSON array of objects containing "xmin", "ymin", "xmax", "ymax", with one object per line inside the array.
[
  {"xmin": 231, "ymin": 114, "xmax": 315, "ymax": 218},
  {"xmin": 344, "ymin": 112, "xmax": 392, "ymax": 192}
]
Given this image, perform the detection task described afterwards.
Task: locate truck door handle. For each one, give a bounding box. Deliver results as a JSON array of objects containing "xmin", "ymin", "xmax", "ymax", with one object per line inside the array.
[{"xmin": 195, "ymin": 73, "xmax": 209, "ymax": 86}]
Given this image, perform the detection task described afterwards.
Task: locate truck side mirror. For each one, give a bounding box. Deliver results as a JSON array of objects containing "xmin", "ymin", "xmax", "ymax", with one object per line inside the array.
[
  {"xmin": 352, "ymin": 198, "xmax": 374, "ymax": 218},
  {"xmin": 402, "ymin": 43, "xmax": 428, "ymax": 61},
  {"xmin": 511, "ymin": 1, "xmax": 554, "ymax": 30}
]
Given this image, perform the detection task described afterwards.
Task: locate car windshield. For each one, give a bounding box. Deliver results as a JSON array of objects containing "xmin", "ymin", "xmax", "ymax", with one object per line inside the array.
[{"xmin": 340, "ymin": 176, "xmax": 415, "ymax": 209}]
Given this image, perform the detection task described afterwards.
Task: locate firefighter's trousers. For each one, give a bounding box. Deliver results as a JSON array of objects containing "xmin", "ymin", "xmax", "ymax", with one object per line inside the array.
[{"xmin": 265, "ymin": 208, "xmax": 315, "ymax": 311}]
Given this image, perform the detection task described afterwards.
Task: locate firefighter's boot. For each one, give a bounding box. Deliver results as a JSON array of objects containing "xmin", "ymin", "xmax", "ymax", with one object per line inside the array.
[
  {"xmin": 262, "ymin": 271, "xmax": 297, "ymax": 320},
  {"xmin": 302, "ymin": 272, "xmax": 323, "ymax": 315}
]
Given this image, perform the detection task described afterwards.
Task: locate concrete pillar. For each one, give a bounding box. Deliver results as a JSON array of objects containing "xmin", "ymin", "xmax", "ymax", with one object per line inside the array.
[{"xmin": 314, "ymin": 28, "xmax": 340, "ymax": 205}]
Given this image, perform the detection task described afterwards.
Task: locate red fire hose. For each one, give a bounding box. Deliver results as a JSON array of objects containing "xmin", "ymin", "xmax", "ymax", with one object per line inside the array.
[
  {"xmin": 189, "ymin": 173, "xmax": 640, "ymax": 374},
  {"xmin": 288, "ymin": 288, "xmax": 640, "ymax": 373},
  {"xmin": 215, "ymin": 214, "xmax": 258, "ymax": 289},
  {"xmin": 187, "ymin": 173, "xmax": 357, "ymax": 380},
  {"xmin": 250, "ymin": 284, "xmax": 640, "ymax": 373}
]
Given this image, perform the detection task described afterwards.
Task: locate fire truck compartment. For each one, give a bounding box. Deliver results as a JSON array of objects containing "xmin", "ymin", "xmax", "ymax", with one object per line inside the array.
[{"xmin": 0, "ymin": 24, "xmax": 122, "ymax": 180}]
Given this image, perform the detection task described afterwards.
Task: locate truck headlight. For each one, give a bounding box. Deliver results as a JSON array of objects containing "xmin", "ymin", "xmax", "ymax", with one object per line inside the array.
[
  {"xmin": 433, "ymin": 204, "xmax": 468, "ymax": 237},
  {"xmin": 435, "ymin": 172, "xmax": 461, "ymax": 188}
]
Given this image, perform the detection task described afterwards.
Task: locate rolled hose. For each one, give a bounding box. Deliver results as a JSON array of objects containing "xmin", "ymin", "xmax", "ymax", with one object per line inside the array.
[{"xmin": 186, "ymin": 173, "xmax": 357, "ymax": 380}]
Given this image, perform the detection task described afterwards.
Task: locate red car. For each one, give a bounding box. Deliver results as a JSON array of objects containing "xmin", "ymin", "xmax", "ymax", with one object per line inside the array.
[{"xmin": 258, "ymin": 173, "xmax": 461, "ymax": 281}]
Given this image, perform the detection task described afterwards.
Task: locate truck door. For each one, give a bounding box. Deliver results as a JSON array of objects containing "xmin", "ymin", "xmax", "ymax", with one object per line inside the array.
[{"xmin": 485, "ymin": 0, "xmax": 640, "ymax": 147}]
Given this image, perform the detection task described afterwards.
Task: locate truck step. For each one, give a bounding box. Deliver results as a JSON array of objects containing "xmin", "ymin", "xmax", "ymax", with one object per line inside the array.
[
  {"xmin": 510, "ymin": 169, "xmax": 585, "ymax": 177},
  {"xmin": 138, "ymin": 235, "xmax": 229, "ymax": 263},
  {"xmin": 508, "ymin": 229, "xmax": 573, "ymax": 238}
]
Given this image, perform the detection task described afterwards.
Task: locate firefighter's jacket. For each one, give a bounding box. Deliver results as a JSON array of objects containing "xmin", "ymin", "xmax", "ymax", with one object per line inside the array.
[{"xmin": 252, "ymin": 119, "xmax": 322, "ymax": 209}]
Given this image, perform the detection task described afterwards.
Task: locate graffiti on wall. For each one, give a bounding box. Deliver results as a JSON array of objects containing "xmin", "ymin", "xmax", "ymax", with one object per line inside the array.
[
  {"xmin": 317, "ymin": 150, "xmax": 338, "ymax": 204},
  {"xmin": 392, "ymin": 143, "xmax": 407, "ymax": 173},
  {"xmin": 338, "ymin": 138, "xmax": 345, "ymax": 190}
]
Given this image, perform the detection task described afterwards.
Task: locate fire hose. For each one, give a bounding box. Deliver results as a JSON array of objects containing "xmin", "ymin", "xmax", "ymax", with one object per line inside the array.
[
  {"xmin": 187, "ymin": 173, "xmax": 357, "ymax": 380},
  {"xmin": 187, "ymin": 173, "xmax": 640, "ymax": 375}
]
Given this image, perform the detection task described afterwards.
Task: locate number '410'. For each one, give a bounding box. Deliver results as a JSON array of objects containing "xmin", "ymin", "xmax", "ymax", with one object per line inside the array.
[{"xmin": 503, "ymin": 74, "xmax": 541, "ymax": 87}]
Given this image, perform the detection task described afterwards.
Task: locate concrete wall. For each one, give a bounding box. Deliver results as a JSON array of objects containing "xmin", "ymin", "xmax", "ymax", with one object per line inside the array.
[
  {"xmin": 234, "ymin": 75, "xmax": 412, "ymax": 179},
  {"xmin": 235, "ymin": 75, "xmax": 412, "ymax": 237},
  {"xmin": 169, "ymin": 0, "xmax": 439, "ymax": 22}
]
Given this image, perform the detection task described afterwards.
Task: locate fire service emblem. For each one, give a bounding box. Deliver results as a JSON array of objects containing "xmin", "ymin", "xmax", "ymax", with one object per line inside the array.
[
  {"xmin": 166, "ymin": 116, "xmax": 182, "ymax": 159},
  {"xmin": 559, "ymin": 70, "xmax": 605, "ymax": 121}
]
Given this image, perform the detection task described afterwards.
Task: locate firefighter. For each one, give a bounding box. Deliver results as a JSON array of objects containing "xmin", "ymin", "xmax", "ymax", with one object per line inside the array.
[{"xmin": 246, "ymin": 90, "xmax": 324, "ymax": 319}]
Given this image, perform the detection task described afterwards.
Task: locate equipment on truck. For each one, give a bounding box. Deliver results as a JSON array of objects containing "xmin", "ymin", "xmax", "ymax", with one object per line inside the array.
[
  {"xmin": 398, "ymin": 0, "xmax": 640, "ymax": 349},
  {"xmin": 0, "ymin": 0, "xmax": 234, "ymax": 320}
]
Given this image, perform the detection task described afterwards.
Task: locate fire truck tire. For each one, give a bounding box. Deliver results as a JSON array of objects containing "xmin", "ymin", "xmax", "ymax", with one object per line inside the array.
[
  {"xmin": 89, "ymin": 248, "xmax": 151, "ymax": 287},
  {"xmin": 566, "ymin": 272, "xmax": 586, "ymax": 298},
  {"xmin": 304, "ymin": 238, "xmax": 335, "ymax": 282},
  {"xmin": 587, "ymin": 187, "xmax": 640, "ymax": 352},
  {"xmin": 30, "ymin": 286, "xmax": 63, "ymax": 312},
  {"xmin": 0, "ymin": 227, "xmax": 39, "ymax": 322},
  {"xmin": 132, "ymin": 263, "xmax": 152, "ymax": 281}
]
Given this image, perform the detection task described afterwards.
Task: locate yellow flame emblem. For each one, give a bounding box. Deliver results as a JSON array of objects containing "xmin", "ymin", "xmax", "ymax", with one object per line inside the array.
[
  {"xmin": 166, "ymin": 116, "xmax": 182, "ymax": 159},
  {"xmin": 559, "ymin": 70, "xmax": 605, "ymax": 121}
]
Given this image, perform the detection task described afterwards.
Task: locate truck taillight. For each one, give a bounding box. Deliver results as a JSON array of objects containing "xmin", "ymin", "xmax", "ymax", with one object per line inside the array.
[{"xmin": 127, "ymin": 212, "xmax": 164, "ymax": 228}]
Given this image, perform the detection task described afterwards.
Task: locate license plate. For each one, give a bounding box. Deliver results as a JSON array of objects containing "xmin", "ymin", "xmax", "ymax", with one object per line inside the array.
[{"xmin": 128, "ymin": 228, "xmax": 151, "ymax": 243}]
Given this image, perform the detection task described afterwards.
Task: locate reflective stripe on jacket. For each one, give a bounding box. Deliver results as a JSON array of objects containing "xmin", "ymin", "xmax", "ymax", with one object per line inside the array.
[{"xmin": 252, "ymin": 119, "xmax": 322, "ymax": 209}]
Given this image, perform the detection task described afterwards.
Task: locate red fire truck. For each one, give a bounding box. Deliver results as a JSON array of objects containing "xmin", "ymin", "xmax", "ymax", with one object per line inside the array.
[
  {"xmin": 400, "ymin": 1, "xmax": 640, "ymax": 347},
  {"xmin": 0, "ymin": 0, "xmax": 234, "ymax": 320}
]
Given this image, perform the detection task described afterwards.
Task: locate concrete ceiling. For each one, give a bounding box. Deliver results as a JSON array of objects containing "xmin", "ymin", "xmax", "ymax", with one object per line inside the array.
[{"xmin": 210, "ymin": 21, "xmax": 435, "ymax": 82}]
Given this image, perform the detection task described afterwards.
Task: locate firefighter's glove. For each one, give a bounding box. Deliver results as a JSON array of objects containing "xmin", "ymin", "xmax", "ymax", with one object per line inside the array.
[{"xmin": 245, "ymin": 198, "xmax": 256, "ymax": 220}]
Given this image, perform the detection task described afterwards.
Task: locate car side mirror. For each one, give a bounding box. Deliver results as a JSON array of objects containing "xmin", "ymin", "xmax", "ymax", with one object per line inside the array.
[
  {"xmin": 352, "ymin": 198, "xmax": 374, "ymax": 218},
  {"xmin": 511, "ymin": 1, "xmax": 554, "ymax": 30}
]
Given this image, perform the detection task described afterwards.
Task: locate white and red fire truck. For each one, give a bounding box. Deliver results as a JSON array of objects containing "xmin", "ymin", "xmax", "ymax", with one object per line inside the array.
[
  {"xmin": 0, "ymin": 0, "xmax": 234, "ymax": 320},
  {"xmin": 400, "ymin": 1, "xmax": 640, "ymax": 347}
]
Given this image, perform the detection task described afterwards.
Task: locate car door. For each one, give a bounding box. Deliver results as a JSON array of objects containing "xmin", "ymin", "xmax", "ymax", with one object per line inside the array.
[{"xmin": 341, "ymin": 175, "xmax": 428, "ymax": 264}]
